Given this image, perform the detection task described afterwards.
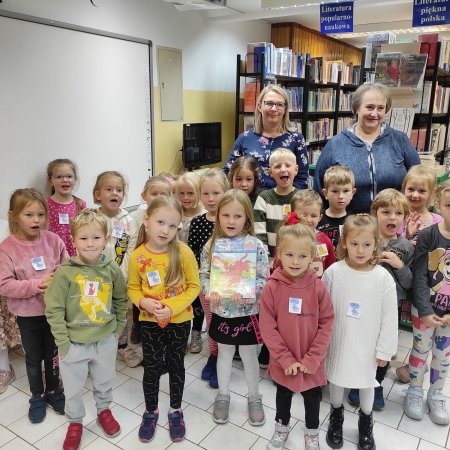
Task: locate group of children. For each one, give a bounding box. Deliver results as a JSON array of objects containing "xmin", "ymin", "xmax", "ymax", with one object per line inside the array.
[{"xmin": 0, "ymin": 150, "xmax": 447, "ymax": 450}]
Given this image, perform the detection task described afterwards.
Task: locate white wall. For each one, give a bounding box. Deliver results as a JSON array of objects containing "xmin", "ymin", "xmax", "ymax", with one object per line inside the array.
[{"xmin": 0, "ymin": 0, "xmax": 270, "ymax": 91}]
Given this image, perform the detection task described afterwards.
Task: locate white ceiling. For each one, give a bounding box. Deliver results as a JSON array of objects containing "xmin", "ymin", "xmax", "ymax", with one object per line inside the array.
[{"xmin": 167, "ymin": 0, "xmax": 450, "ymax": 50}]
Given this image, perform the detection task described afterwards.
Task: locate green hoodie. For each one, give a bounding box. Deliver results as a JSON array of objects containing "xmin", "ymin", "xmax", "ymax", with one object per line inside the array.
[{"xmin": 44, "ymin": 254, "xmax": 127, "ymax": 355}]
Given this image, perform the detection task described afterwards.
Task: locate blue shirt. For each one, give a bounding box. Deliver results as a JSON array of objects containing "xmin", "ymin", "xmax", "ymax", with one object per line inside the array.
[{"xmin": 224, "ymin": 129, "xmax": 309, "ymax": 190}]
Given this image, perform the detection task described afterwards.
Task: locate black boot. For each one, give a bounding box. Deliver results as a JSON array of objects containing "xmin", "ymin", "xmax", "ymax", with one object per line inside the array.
[
  {"xmin": 326, "ymin": 405, "xmax": 344, "ymax": 449},
  {"xmin": 358, "ymin": 409, "xmax": 376, "ymax": 450}
]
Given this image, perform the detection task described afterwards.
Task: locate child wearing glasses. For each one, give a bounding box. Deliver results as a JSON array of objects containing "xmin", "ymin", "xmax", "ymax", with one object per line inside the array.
[{"xmin": 46, "ymin": 159, "xmax": 86, "ymax": 256}]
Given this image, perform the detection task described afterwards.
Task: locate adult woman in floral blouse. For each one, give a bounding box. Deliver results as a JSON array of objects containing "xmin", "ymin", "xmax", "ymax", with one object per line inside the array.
[{"xmin": 224, "ymin": 85, "xmax": 308, "ymax": 190}]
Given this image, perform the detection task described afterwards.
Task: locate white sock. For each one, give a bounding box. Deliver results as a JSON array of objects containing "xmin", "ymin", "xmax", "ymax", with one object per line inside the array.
[
  {"xmin": 217, "ymin": 343, "xmax": 235, "ymax": 396},
  {"xmin": 0, "ymin": 348, "xmax": 10, "ymax": 372},
  {"xmin": 238, "ymin": 345, "xmax": 260, "ymax": 397}
]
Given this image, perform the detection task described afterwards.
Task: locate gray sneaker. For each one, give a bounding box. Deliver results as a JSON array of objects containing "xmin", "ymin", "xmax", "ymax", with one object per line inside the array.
[
  {"xmin": 267, "ymin": 421, "xmax": 289, "ymax": 450},
  {"xmin": 188, "ymin": 330, "xmax": 203, "ymax": 353},
  {"xmin": 248, "ymin": 393, "xmax": 265, "ymax": 426},
  {"xmin": 403, "ymin": 386, "xmax": 424, "ymax": 420},
  {"xmin": 427, "ymin": 389, "xmax": 450, "ymax": 425},
  {"xmin": 304, "ymin": 427, "xmax": 320, "ymax": 449},
  {"xmin": 213, "ymin": 394, "xmax": 230, "ymax": 424}
]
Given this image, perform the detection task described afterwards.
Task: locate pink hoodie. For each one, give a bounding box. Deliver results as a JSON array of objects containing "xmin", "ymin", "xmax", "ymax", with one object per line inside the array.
[
  {"xmin": 260, "ymin": 267, "xmax": 334, "ymax": 392},
  {"xmin": 0, "ymin": 231, "xmax": 68, "ymax": 316}
]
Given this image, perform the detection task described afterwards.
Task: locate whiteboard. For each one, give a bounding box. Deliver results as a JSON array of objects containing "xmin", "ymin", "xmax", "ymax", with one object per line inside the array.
[{"xmin": 0, "ymin": 11, "xmax": 153, "ymax": 220}]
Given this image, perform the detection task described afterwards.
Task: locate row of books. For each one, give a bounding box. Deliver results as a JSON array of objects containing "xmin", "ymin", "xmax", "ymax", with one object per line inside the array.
[
  {"xmin": 410, "ymin": 124, "xmax": 448, "ymax": 154},
  {"xmin": 322, "ymin": 60, "xmax": 361, "ymax": 85},
  {"xmin": 337, "ymin": 117, "xmax": 355, "ymax": 134},
  {"xmin": 413, "ymin": 81, "xmax": 450, "ymax": 114},
  {"xmin": 374, "ymin": 52, "xmax": 427, "ymax": 89},
  {"xmin": 246, "ymin": 42, "xmax": 308, "ymax": 78},
  {"xmin": 284, "ymin": 86, "xmax": 304, "ymax": 112},
  {"xmin": 305, "ymin": 118, "xmax": 334, "ymax": 142},
  {"xmin": 307, "ymin": 88, "xmax": 336, "ymax": 112},
  {"xmin": 365, "ymin": 32, "xmax": 397, "ymax": 70},
  {"xmin": 339, "ymin": 91, "xmax": 354, "ymax": 111}
]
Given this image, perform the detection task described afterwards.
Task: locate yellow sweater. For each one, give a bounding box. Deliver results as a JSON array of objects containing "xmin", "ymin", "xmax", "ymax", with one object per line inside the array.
[{"xmin": 127, "ymin": 242, "xmax": 200, "ymax": 324}]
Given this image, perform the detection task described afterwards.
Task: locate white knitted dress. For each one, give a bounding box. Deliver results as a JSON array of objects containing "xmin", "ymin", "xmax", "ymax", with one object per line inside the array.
[{"xmin": 322, "ymin": 260, "xmax": 398, "ymax": 388}]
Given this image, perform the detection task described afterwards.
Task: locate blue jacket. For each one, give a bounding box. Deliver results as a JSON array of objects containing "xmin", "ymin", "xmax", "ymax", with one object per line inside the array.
[
  {"xmin": 313, "ymin": 126, "xmax": 421, "ymax": 213},
  {"xmin": 224, "ymin": 129, "xmax": 309, "ymax": 190}
]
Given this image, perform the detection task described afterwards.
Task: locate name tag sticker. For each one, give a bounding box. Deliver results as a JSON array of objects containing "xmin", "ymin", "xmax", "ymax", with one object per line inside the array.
[
  {"xmin": 283, "ymin": 205, "xmax": 291, "ymax": 215},
  {"xmin": 347, "ymin": 302, "xmax": 361, "ymax": 319},
  {"xmin": 59, "ymin": 214, "xmax": 69, "ymax": 225},
  {"xmin": 31, "ymin": 256, "xmax": 46, "ymax": 271},
  {"xmin": 316, "ymin": 243, "xmax": 329, "ymax": 257},
  {"xmin": 288, "ymin": 297, "xmax": 302, "ymax": 314},
  {"xmin": 147, "ymin": 271, "xmax": 162, "ymax": 287},
  {"xmin": 339, "ymin": 225, "xmax": 343, "ymax": 235},
  {"xmin": 84, "ymin": 281, "xmax": 99, "ymax": 297},
  {"xmin": 111, "ymin": 225, "xmax": 123, "ymax": 238}
]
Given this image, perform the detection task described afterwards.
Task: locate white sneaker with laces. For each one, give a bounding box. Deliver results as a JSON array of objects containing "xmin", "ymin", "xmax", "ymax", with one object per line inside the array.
[
  {"xmin": 304, "ymin": 427, "xmax": 320, "ymax": 449},
  {"xmin": 267, "ymin": 421, "xmax": 289, "ymax": 450},
  {"xmin": 427, "ymin": 389, "xmax": 450, "ymax": 425},
  {"xmin": 403, "ymin": 386, "xmax": 424, "ymax": 420}
]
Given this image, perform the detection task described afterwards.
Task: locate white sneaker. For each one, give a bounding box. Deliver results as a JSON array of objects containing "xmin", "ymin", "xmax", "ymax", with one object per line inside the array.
[
  {"xmin": 427, "ymin": 389, "xmax": 450, "ymax": 425},
  {"xmin": 304, "ymin": 427, "xmax": 320, "ymax": 449},
  {"xmin": 267, "ymin": 421, "xmax": 289, "ymax": 450},
  {"xmin": 403, "ymin": 386, "xmax": 424, "ymax": 420}
]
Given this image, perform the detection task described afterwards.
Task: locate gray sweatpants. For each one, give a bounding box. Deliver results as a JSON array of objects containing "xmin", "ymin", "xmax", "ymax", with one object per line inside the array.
[{"xmin": 59, "ymin": 333, "xmax": 117, "ymax": 423}]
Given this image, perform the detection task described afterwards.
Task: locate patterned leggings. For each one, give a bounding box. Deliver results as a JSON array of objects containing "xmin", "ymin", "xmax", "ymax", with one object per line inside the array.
[
  {"xmin": 141, "ymin": 321, "xmax": 191, "ymax": 411},
  {"xmin": 409, "ymin": 306, "xmax": 450, "ymax": 392},
  {"xmin": 199, "ymin": 292, "xmax": 218, "ymax": 356}
]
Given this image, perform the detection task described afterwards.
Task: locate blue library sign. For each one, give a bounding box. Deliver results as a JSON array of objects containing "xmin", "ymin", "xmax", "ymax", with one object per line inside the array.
[
  {"xmin": 320, "ymin": 1, "xmax": 354, "ymax": 34},
  {"xmin": 412, "ymin": 0, "xmax": 450, "ymax": 27}
]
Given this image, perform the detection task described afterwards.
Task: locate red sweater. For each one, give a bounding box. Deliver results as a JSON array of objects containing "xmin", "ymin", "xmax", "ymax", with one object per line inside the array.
[{"xmin": 260, "ymin": 267, "xmax": 334, "ymax": 392}]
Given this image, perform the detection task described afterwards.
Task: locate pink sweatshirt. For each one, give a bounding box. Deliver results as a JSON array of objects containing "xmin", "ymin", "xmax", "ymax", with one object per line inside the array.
[
  {"xmin": 0, "ymin": 231, "xmax": 68, "ymax": 317},
  {"xmin": 259, "ymin": 267, "xmax": 334, "ymax": 392}
]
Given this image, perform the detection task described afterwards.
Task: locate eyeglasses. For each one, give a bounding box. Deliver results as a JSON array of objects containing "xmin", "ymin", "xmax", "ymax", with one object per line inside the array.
[
  {"xmin": 263, "ymin": 101, "xmax": 286, "ymax": 110},
  {"xmin": 52, "ymin": 174, "xmax": 75, "ymax": 181}
]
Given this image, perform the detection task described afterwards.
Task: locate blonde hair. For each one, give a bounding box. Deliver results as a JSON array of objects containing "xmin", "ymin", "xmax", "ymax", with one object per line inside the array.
[
  {"xmin": 8, "ymin": 188, "xmax": 49, "ymax": 235},
  {"xmin": 176, "ymin": 172, "xmax": 201, "ymax": 208},
  {"xmin": 208, "ymin": 189, "xmax": 254, "ymax": 266},
  {"xmin": 291, "ymin": 189, "xmax": 323, "ymax": 211},
  {"xmin": 135, "ymin": 196, "xmax": 184, "ymax": 292},
  {"xmin": 336, "ymin": 214, "xmax": 379, "ymax": 264},
  {"xmin": 435, "ymin": 179, "xmax": 450, "ymax": 204},
  {"xmin": 254, "ymin": 85, "xmax": 295, "ymax": 134},
  {"xmin": 141, "ymin": 175, "xmax": 171, "ymax": 199},
  {"xmin": 93, "ymin": 171, "xmax": 128, "ymax": 205},
  {"xmin": 371, "ymin": 189, "xmax": 410, "ymax": 217},
  {"xmin": 70, "ymin": 208, "xmax": 108, "ymax": 237},
  {"xmin": 158, "ymin": 172, "xmax": 179, "ymax": 191},
  {"xmin": 402, "ymin": 165, "xmax": 437, "ymax": 208},
  {"xmin": 352, "ymin": 83, "xmax": 392, "ymax": 114},
  {"xmin": 228, "ymin": 157, "xmax": 260, "ymax": 200},
  {"xmin": 47, "ymin": 158, "xmax": 83, "ymax": 211},
  {"xmin": 277, "ymin": 219, "xmax": 316, "ymax": 256},
  {"xmin": 323, "ymin": 165, "xmax": 355, "ymax": 189},
  {"xmin": 269, "ymin": 148, "xmax": 296, "ymax": 167},
  {"xmin": 200, "ymin": 168, "xmax": 229, "ymax": 194}
]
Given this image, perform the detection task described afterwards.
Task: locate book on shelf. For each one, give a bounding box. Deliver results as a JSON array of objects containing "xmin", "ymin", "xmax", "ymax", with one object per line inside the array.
[
  {"xmin": 305, "ymin": 118, "xmax": 334, "ymax": 142},
  {"xmin": 290, "ymin": 120, "xmax": 302, "ymax": 133},
  {"xmin": 247, "ymin": 42, "xmax": 267, "ymax": 73},
  {"xmin": 337, "ymin": 117, "xmax": 354, "ymax": 134},
  {"xmin": 413, "ymin": 81, "xmax": 432, "ymax": 113},
  {"xmin": 243, "ymin": 115, "xmax": 254, "ymax": 132},
  {"xmin": 399, "ymin": 54, "xmax": 427, "ymax": 88},
  {"xmin": 244, "ymin": 82, "xmax": 260, "ymax": 113},
  {"xmin": 384, "ymin": 108, "xmax": 415, "ymax": 138},
  {"xmin": 283, "ymin": 86, "xmax": 303, "ymax": 112},
  {"xmin": 307, "ymin": 88, "xmax": 335, "ymax": 112},
  {"xmin": 209, "ymin": 237, "xmax": 258, "ymax": 299},
  {"xmin": 418, "ymin": 33, "xmax": 439, "ymax": 67},
  {"xmin": 410, "ymin": 124, "xmax": 441, "ymax": 154},
  {"xmin": 339, "ymin": 91, "xmax": 354, "ymax": 111},
  {"xmin": 374, "ymin": 52, "xmax": 401, "ymax": 87},
  {"xmin": 365, "ymin": 32, "xmax": 396, "ymax": 69}
]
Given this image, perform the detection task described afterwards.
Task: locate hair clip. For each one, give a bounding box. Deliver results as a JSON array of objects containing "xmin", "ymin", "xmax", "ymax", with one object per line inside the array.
[
  {"xmin": 164, "ymin": 177, "xmax": 173, "ymax": 189},
  {"xmin": 178, "ymin": 222, "xmax": 183, "ymax": 230},
  {"xmin": 286, "ymin": 212, "xmax": 300, "ymax": 225},
  {"xmin": 357, "ymin": 213, "xmax": 368, "ymax": 216}
]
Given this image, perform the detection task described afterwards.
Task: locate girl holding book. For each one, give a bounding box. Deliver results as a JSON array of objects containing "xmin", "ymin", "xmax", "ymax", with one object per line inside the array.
[{"xmin": 199, "ymin": 189, "xmax": 270, "ymax": 426}]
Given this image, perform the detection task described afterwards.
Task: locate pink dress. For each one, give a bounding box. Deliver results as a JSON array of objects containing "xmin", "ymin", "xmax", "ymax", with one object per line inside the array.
[{"xmin": 47, "ymin": 197, "xmax": 86, "ymax": 256}]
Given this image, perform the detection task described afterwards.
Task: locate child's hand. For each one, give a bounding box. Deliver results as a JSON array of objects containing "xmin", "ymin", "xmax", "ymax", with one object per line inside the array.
[
  {"xmin": 299, "ymin": 363, "xmax": 311, "ymax": 374},
  {"xmin": 376, "ymin": 359, "xmax": 388, "ymax": 367},
  {"xmin": 285, "ymin": 362, "xmax": 302, "ymax": 375},
  {"xmin": 230, "ymin": 293, "xmax": 247, "ymax": 304},
  {"xmin": 59, "ymin": 353, "xmax": 66, "ymax": 360},
  {"xmin": 37, "ymin": 272, "xmax": 55, "ymax": 294},
  {"xmin": 207, "ymin": 292, "xmax": 222, "ymax": 304},
  {"xmin": 442, "ymin": 314, "xmax": 450, "ymax": 326},
  {"xmin": 421, "ymin": 314, "xmax": 444, "ymax": 328},
  {"xmin": 405, "ymin": 212, "xmax": 421, "ymax": 239},
  {"xmin": 114, "ymin": 333, "xmax": 120, "ymax": 340},
  {"xmin": 379, "ymin": 251, "xmax": 403, "ymax": 269},
  {"xmin": 154, "ymin": 305, "xmax": 171, "ymax": 320},
  {"xmin": 140, "ymin": 298, "xmax": 161, "ymax": 314}
]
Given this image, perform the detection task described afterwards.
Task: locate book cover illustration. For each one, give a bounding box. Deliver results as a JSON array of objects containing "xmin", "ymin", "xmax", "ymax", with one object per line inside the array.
[
  {"xmin": 399, "ymin": 54, "xmax": 427, "ymax": 88},
  {"xmin": 375, "ymin": 53, "xmax": 401, "ymax": 87},
  {"xmin": 209, "ymin": 237, "xmax": 258, "ymax": 299},
  {"xmin": 366, "ymin": 32, "xmax": 396, "ymax": 69}
]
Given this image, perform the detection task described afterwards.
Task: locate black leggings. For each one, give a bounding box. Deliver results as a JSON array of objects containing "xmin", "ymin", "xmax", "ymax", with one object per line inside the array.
[
  {"xmin": 16, "ymin": 315, "xmax": 60, "ymax": 396},
  {"xmin": 275, "ymin": 382, "xmax": 322, "ymax": 429},
  {"xmin": 191, "ymin": 296, "xmax": 204, "ymax": 332},
  {"xmin": 141, "ymin": 321, "xmax": 190, "ymax": 411}
]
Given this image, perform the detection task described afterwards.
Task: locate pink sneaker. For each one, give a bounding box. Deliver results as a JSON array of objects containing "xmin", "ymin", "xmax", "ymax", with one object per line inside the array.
[{"xmin": 0, "ymin": 365, "xmax": 15, "ymax": 394}]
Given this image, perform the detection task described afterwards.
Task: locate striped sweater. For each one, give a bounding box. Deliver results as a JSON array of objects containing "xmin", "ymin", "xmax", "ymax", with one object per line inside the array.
[{"xmin": 254, "ymin": 188, "xmax": 298, "ymax": 257}]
